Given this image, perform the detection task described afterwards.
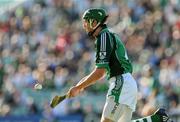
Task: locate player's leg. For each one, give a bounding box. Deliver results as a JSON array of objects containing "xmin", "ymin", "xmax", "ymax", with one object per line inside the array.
[
  {"xmin": 118, "ymin": 104, "xmax": 133, "ymax": 122},
  {"xmin": 132, "ymin": 108, "xmax": 170, "ymax": 122},
  {"xmin": 101, "ymin": 73, "xmax": 137, "ymax": 122},
  {"xmin": 101, "ymin": 97, "xmax": 133, "ymax": 122},
  {"xmin": 101, "ymin": 118, "xmax": 113, "ymax": 122},
  {"xmin": 101, "ymin": 96, "xmax": 117, "ymax": 122},
  {"xmin": 100, "ymin": 104, "xmax": 113, "ymax": 122}
]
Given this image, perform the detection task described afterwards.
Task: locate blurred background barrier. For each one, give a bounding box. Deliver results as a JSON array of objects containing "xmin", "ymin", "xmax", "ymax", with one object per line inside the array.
[
  {"xmin": 0, "ymin": 115, "xmax": 40, "ymax": 122},
  {"xmin": 0, "ymin": 0, "xmax": 179, "ymax": 121},
  {"xmin": 0, "ymin": 114, "xmax": 83, "ymax": 122}
]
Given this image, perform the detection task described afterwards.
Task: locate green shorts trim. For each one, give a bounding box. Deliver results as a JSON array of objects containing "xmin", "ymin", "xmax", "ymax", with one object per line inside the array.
[{"xmin": 108, "ymin": 75, "xmax": 124, "ymax": 103}]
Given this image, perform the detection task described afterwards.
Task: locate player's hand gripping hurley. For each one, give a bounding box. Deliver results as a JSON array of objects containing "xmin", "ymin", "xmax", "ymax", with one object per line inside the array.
[{"xmin": 50, "ymin": 85, "xmax": 83, "ymax": 108}]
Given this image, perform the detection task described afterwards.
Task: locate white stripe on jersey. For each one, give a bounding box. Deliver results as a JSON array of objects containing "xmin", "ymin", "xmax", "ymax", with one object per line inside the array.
[
  {"xmin": 100, "ymin": 33, "xmax": 103, "ymax": 51},
  {"xmin": 103, "ymin": 33, "xmax": 106, "ymax": 51},
  {"xmin": 100, "ymin": 33, "xmax": 106, "ymax": 52}
]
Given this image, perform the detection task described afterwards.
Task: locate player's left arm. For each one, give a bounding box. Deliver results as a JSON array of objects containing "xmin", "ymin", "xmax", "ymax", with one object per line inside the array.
[
  {"xmin": 76, "ymin": 67, "xmax": 106, "ymax": 89},
  {"xmin": 67, "ymin": 67, "xmax": 106, "ymax": 98},
  {"xmin": 68, "ymin": 32, "xmax": 111, "ymax": 98}
]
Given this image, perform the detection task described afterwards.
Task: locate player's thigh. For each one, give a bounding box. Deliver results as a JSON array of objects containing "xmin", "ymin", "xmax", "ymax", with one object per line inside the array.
[
  {"xmin": 101, "ymin": 97, "xmax": 132, "ymax": 122},
  {"xmin": 101, "ymin": 118, "xmax": 113, "ymax": 122},
  {"xmin": 118, "ymin": 105, "xmax": 133, "ymax": 122}
]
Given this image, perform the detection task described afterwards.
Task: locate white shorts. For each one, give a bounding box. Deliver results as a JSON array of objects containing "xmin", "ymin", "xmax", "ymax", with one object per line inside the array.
[
  {"xmin": 102, "ymin": 97, "xmax": 133, "ymax": 122},
  {"xmin": 102, "ymin": 73, "xmax": 138, "ymax": 121}
]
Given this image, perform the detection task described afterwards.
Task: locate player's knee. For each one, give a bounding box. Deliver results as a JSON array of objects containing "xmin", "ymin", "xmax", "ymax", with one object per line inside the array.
[{"xmin": 101, "ymin": 117, "xmax": 114, "ymax": 122}]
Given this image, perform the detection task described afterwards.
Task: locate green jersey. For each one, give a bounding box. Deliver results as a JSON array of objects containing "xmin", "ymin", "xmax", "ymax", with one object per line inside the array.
[{"xmin": 95, "ymin": 25, "xmax": 132, "ymax": 78}]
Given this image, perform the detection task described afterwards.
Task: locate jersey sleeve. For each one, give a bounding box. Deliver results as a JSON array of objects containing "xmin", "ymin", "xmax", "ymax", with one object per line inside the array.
[{"xmin": 95, "ymin": 32, "xmax": 112, "ymax": 68}]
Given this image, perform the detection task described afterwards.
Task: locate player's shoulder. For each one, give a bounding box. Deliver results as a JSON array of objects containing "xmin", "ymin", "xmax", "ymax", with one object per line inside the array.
[
  {"xmin": 97, "ymin": 29, "xmax": 111, "ymax": 40},
  {"xmin": 96, "ymin": 31, "xmax": 110, "ymax": 46}
]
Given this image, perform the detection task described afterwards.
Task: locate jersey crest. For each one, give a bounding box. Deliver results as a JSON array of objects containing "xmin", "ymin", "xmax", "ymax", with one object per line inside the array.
[{"xmin": 99, "ymin": 51, "xmax": 106, "ymax": 59}]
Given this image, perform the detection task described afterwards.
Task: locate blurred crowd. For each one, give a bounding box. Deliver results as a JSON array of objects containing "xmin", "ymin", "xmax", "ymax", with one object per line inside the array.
[{"xmin": 0, "ymin": 0, "xmax": 179, "ymax": 121}]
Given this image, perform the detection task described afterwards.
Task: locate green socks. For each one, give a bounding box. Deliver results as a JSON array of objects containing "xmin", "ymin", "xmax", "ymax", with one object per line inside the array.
[
  {"xmin": 132, "ymin": 114, "xmax": 161, "ymax": 122},
  {"xmin": 151, "ymin": 114, "xmax": 162, "ymax": 122}
]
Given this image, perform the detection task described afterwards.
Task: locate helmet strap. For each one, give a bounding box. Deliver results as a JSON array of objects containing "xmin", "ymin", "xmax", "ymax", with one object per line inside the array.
[{"xmin": 88, "ymin": 23, "xmax": 100, "ymax": 38}]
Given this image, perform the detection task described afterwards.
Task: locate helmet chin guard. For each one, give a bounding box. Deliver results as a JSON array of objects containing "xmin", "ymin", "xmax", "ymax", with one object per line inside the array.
[{"xmin": 87, "ymin": 15, "xmax": 108, "ymax": 38}]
